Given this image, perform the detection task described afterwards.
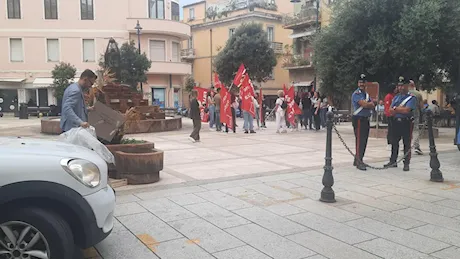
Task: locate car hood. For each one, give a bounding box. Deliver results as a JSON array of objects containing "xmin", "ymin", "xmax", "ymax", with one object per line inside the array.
[{"xmin": 0, "ymin": 137, "xmax": 100, "ymax": 161}]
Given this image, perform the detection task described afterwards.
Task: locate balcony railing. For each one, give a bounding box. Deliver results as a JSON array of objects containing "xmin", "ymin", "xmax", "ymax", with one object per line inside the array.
[
  {"xmin": 181, "ymin": 48, "xmax": 196, "ymax": 60},
  {"xmin": 270, "ymin": 42, "xmax": 283, "ymax": 54},
  {"xmin": 283, "ymin": 9, "xmax": 319, "ymax": 29},
  {"xmin": 283, "ymin": 54, "xmax": 313, "ymax": 69}
]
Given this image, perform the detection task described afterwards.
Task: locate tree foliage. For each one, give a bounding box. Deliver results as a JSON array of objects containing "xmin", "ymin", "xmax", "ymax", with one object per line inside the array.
[
  {"xmin": 184, "ymin": 74, "xmax": 195, "ymax": 92},
  {"xmin": 214, "ymin": 23, "xmax": 277, "ymax": 85},
  {"xmin": 52, "ymin": 62, "xmax": 77, "ymax": 101},
  {"xmin": 314, "ymin": 0, "xmax": 460, "ymax": 102},
  {"xmin": 99, "ymin": 40, "xmax": 151, "ymax": 89}
]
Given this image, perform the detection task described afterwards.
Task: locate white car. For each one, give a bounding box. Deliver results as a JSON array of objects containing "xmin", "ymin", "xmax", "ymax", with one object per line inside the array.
[{"xmin": 0, "ymin": 137, "xmax": 115, "ymax": 259}]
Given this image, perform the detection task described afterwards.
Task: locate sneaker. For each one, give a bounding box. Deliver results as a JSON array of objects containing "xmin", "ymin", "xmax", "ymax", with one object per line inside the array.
[
  {"xmin": 188, "ymin": 137, "xmax": 196, "ymax": 143},
  {"xmin": 403, "ymin": 165, "xmax": 410, "ymax": 171},
  {"xmin": 244, "ymin": 130, "xmax": 249, "ymax": 134},
  {"xmin": 384, "ymin": 162, "xmax": 397, "ymax": 168},
  {"xmin": 415, "ymin": 148, "xmax": 424, "ymax": 155},
  {"xmin": 250, "ymin": 130, "xmax": 256, "ymax": 134}
]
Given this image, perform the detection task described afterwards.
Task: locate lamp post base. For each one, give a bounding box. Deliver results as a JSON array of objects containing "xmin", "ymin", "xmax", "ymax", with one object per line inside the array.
[
  {"xmin": 430, "ymin": 170, "xmax": 444, "ymax": 182},
  {"xmin": 320, "ymin": 187, "xmax": 336, "ymax": 203}
]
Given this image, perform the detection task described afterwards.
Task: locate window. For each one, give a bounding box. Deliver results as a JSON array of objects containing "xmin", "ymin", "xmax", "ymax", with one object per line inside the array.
[
  {"xmin": 229, "ymin": 28, "xmax": 235, "ymax": 38},
  {"xmin": 149, "ymin": 0, "xmax": 164, "ymax": 19},
  {"xmin": 267, "ymin": 27, "xmax": 274, "ymax": 42},
  {"xmin": 189, "ymin": 8, "xmax": 195, "ymax": 20},
  {"xmin": 46, "ymin": 39, "xmax": 59, "ymax": 62},
  {"xmin": 44, "ymin": 0, "xmax": 58, "ymax": 19},
  {"xmin": 9, "ymin": 38, "xmax": 23, "ymax": 62},
  {"xmin": 172, "ymin": 42, "xmax": 180, "ymax": 62},
  {"xmin": 7, "ymin": 0, "xmax": 21, "ymax": 19},
  {"xmin": 80, "ymin": 0, "xmax": 94, "ymax": 20},
  {"xmin": 149, "ymin": 40, "xmax": 165, "ymax": 61},
  {"xmin": 171, "ymin": 1, "xmax": 179, "ymax": 21},
  {"xmin": 188, "ymin": 36, "xmax": 193, "ymax": 49},
  {"xmin": 82, "ymin": 39, "xmax": 95, "ymax": 62}
]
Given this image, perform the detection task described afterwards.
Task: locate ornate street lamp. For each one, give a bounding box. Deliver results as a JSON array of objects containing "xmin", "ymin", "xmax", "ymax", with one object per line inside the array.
[{"xmin": 134, "ymin": 20, "xmax": 143, "ymax": 91}]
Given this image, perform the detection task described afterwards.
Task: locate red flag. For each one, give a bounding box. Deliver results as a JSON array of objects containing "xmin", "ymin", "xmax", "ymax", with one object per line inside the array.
[
  {"xmin": 239, "ymin": 74, "xmax": 255, "ymax": 117},
  {"xmin": 193, "ymin": 86, "xmax": 209, "ymax": 123},
  {"xmin": 220, "ymin": 87, "xmax": 233, "ymax": 129},
  {"xmin": 233, "ymin": 64, "xmax": 246, "ymax": 87},
  {"xmin": 214, "ymin": 73, "xmax": 222, "ymax": 89},
  {"xmin": 285, "ymin": 86, "xmax": 302, "ymax": 125}
]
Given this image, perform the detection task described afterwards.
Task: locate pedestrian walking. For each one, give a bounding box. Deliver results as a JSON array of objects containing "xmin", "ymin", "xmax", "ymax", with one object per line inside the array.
[
  {"xmin": 409, "ymin": 80, "xmax": 424, "ymax": 155},
  {"xmin": 261, "ymin": 95, "xmax": 267, "ymax": 128},
  {"xmin": 312, "ymin": 91, "xmax": 321, "ymax": 131},
  {"xmin": 320, "ymin": 95, "xmax": 328, "ymax": 128},
  {"xmin": 302, "ymin": 92, "xmax": 313, "ymax": 130},
  {"xmin": 254, "ymin": 93, "xmax": 260, "ymax": 130},
  {"xmin": 207, "ymin": 89, "xmax": 216, "ymax": 130},
  {"xmin": 384, "ymin": 83, "xmax": 398, "ymax": 151},
  {"xmin": 275, "ymin": 90, "xmax": 287, "ymax": 133},
  {"xmin": 226, "ymin": 93, "xmax": 237, "ymax": 133},
  {"xmin": 189, "ymin": 89, "xmax": 202, "ymax": 143},
  {"xmin": 351, "ymin": 74, "xmax": 375, "ymax": 171},
  {"xmin": 385, "ymin": 76, "xmax": 416, "ymax": 171},
  {"xmin": 214, "ymin": 88, "xmax": 222, "ymax": 131}
]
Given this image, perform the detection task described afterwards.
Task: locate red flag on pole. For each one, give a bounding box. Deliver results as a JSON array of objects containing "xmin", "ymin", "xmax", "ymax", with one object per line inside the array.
[
  {"xmin": 214, "ymin": 73, "xmax": 222, "ymax": 89},
  {"xmin": 193, "ymin": 86, "xmax": 209, "ymax": 123},
  {"xmin": 233, "ymin": 64, "xmax": 246, "ymax": 87},
  {"xmin": 220, "ymin": 86, "xmax": 232, "ymax": 129},
  {"xmin": 239, "ymin": 74, "xmax": 255, "ymax": 117},
  {"xmin": 286, "ymin": 86, "xmax": 302, "ymax": 125}
]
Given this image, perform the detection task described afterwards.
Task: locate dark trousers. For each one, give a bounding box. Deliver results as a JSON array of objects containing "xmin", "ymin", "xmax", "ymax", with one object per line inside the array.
[
  {"xmin": 261, "ymin": 107, "xmax": 266, "ymax": 127},
  {"xmin": 303, "ymin": 109, "xmax": 312, "ymax": 129},
  {"xmin": 387, "ymin": 117, "xmax": 393, "ymax": 145},
  {"xmin": 390, "ymin": 118, "xmax": 413, "ymax": 165},
  {"xmin": 225, "ymin": 108, "xmax": 236, "ymax": 133},
  {"xmin": 352, "ymin": 116, "xmax": 370, "ymax": 164},
  {"xmin": 215, "ymin": 109, "xmax": 222, "ymax": 131},
  {"xmin": 313, "ymin": 110, "xmax": 321, "ymax": 130},
  {"xmin": 190, "ymin": 118, "xmax": 201, "ymax": 141}
]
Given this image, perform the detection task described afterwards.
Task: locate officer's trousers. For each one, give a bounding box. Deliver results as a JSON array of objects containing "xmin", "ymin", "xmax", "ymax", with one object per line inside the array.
[
  {"xmin": 390, "ymin": 118, "xmax": 413, "ymax": 165},
  {"xmin": 352, "ymin": 116, "xmax": 370, "ymax": 165},
  {"xmin": 387, "ymin": 117, "xmax": 393, "ymax": 145}
]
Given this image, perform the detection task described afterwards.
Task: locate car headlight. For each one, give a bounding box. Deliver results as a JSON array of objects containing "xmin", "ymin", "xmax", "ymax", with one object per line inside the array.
[{"xmin": 60, "ymin": 159, "xmax": 101, "ymax": 188}]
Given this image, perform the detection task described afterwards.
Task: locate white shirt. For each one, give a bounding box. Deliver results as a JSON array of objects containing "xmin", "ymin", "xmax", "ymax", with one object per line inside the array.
[
  {"xmin": 312, "ymin": 97, "xmax": 319, "ymax": 108},
  {"xmin": 276, "ymin": 97, "xmax": 284, "ymax": 113}
]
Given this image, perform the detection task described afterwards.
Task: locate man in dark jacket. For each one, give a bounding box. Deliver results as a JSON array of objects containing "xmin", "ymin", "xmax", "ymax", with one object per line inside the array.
[
  {"xmin": 189, "ymin": 89, "xmax": 201, "ymax": 142},
  {"xmin": 301, "ymin": 92, "xmax": 313, "ymax": 130}
]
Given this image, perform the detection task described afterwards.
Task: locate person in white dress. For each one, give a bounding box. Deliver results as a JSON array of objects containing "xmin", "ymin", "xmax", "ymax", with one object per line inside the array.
[{"xmin": 275, "ymin": 90, "xmax": 287, "ymax": 133}]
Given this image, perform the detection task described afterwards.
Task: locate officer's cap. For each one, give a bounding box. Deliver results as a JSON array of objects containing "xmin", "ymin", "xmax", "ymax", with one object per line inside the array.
[
  {"xmin": 398, "ymin": 76, "xmax": 409, "ymax": 85},
  {"xmin": 358, "ymin": 73, "xmax": 367, "ymax": 83}
]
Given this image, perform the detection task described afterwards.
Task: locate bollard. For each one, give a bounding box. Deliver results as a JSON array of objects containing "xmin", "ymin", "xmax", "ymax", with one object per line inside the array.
[
  {"xmin": 426, "ymin": 110, "xmax": 444, "ymax": 182},
  {"xmin": 320, "ymin": 111, "xmax": 336, "ymax": 203}
]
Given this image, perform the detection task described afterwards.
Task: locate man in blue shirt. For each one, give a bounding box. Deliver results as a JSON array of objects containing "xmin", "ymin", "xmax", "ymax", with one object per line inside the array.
[
  {"xmin": 352, "ymin": 74, "xmax": 375, "ymax": 171},
  {"xmin": 384, "ymin": 76, "xmax": 416, "ymax": 171}
]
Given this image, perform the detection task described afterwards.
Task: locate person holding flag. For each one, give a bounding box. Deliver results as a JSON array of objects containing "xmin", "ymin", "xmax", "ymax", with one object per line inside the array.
[
  {"xmin": 275, "ymin": 90, "xmax": 288, "ymax": 133},
  {"xmin": 240, "ymin": 74, "xmax": 256, "ymax": 134}
]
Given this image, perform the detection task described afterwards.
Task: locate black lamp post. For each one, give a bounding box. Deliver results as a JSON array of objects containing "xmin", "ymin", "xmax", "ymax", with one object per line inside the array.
[{"xmin": 135, "ymin": 20, "xmax": 143, "ymax": 91}]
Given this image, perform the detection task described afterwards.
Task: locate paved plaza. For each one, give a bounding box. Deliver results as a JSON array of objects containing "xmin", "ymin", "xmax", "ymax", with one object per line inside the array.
[{"xmin": 1, "ymin": 116, "xmax": 460, "ymax": 258}]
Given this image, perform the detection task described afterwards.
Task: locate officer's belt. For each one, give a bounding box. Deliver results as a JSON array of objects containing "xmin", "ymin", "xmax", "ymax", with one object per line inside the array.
[{"xmin": 394, "ymin": 117, "xmax": 412, "ymax": 122}]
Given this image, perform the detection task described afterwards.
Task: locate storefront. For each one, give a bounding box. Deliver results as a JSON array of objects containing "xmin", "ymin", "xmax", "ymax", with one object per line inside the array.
[{"xmin": 0, "ymin": 78, "xmax": 25, "ymax": 113}]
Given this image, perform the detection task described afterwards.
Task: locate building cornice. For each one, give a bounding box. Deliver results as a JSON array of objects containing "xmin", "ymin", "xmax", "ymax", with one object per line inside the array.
[{"xmin": 190, "ymin": 11, "xmax": 282, "ymax": 30}]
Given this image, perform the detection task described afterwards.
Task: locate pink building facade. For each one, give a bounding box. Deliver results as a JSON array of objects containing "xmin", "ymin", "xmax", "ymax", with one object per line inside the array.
[{"xmin": 0, "ymin": 0, "xmax": 191, "ymax": 113}]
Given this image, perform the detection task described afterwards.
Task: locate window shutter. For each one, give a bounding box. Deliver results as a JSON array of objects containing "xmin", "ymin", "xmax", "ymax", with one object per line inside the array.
[
  {"xmin": 83, "ymin": 39, "xmax": 95, "ymax": 62},
  {"xmin": 10, "ymin": 38, "xmax": 23, "ymax": 62},
  {"xmin": 149, "ymin": 40, "xmax": 165, "ymax": 61},
  {"xmin": 47, "ymin": 39, "xmax": 59, "ymax": 62},
  {"xmin": 172, "ymin": 42, "xmax": 179, "ymax": 62}
]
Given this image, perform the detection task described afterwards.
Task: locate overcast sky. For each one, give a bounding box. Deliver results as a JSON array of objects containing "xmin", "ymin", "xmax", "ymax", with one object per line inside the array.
[{"xmin": 179, "ymin": 0, "xmax": 199, "ymax": 18}]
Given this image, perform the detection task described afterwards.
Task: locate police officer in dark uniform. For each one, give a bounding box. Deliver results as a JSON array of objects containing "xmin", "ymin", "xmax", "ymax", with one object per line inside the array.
[
  {"xmin": 352, "ymin": 74, "xmax": 375, "ymax": 171},
  {"xmin": 384, "ymin": 76, "xmax": 417, "ymax": 171}
]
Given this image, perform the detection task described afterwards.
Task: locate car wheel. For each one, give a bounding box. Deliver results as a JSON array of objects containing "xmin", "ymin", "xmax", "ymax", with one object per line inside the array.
[{"xmin": 0, "ymin": 207, "xmax": 74, "ymax": 259}]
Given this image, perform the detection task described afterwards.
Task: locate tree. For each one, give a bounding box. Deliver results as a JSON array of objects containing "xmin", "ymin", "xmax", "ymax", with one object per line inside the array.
[
  {"xmin": 313, "ymin": 0, "xmax": 460, "ymax": 104},
  {"xmin": 52, "ymin": 62, "xmax": 77, "ymax": 102},
  {"xmin": 184, "ymin": 74, "xmax": 195, "ymax": 92},
  {"xmin": 100, "ymin": 40, "xmax": 151, "ymax": 89},
  {"xmin": 214, "ymin": 23, "xmax": 277, "ymax": 85}
]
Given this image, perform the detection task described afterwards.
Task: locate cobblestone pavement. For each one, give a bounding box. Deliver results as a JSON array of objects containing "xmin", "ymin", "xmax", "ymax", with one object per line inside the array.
[{"xmin": 2, "ymin": 116, "xmax": 460, "ymax": 258}]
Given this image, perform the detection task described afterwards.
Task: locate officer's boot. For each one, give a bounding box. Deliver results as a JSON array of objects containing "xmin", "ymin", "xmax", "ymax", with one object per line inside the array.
[
  {"xmin": 357, "ymin": 163, "xmax": 367, "ymax": 171},
  {"xmin": 403, "ymin": 162, "xmax": 410, "ymax": 171},
  {"xmin": 384, "ymin": 161, "xmax": 397, "ymax": 168}
]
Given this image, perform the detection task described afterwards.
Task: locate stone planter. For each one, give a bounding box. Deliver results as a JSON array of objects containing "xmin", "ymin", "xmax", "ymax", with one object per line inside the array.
[
  {"xmin": 41, "ymin": 117, "xmax": 62, "ymax": 135},
  {"xmin": 105, "ymin": 141, "xmax": 163, "ymax": 184}
]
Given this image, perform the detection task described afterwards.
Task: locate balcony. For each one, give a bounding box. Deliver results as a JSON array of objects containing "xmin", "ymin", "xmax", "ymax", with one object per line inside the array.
[
  {"xmin": 148, "ymin": 61, "xmax": 192, "ymax": 75},
  {"xmin": 126, "ymin": 18, "xmax": 191, "ymax": 40},
  {"xmin": 283, "ymin": 54, "xmax": 313, "ymax": 70},
  {"xmin": 283, "ymin": 9, "xmax": 319, "ymax": 30},
  {"xmin": 181, "ymin": 48, "xmax": 196, "ymax": 60},
  {"xmin": 270, "ymin": 42, "xmax": 283, "ymax": 54}
]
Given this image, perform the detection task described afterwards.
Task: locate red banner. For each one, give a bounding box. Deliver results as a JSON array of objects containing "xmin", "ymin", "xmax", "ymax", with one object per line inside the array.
[
  {"xmin": 214, "ymin": 73, "xmax": 222, "ymax": 89},
  {"xmin": 194, "ymin": 86, "xmax": 209, "ymax": 123},
  {"xmin": 220, "ymin": 86, "xmax": 233, "ymax": 129},
  {"xmin": 239, "ymin": 74, "xmax": 255, "ymax": 117},
  {"xmin": 285, "ymin": 86, "xmax": 302, "ymax": 125},
  {"xmin": 233, "ymin": 64, "xmax": 246, "ymax": 87}
]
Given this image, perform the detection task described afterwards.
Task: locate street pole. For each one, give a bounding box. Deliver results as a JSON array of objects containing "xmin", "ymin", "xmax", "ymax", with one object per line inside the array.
[
  {"xmin": 427, "ymin": 110, "xmax": 443, "ymax": 182},
  {"xmin": 135, "ymin": 20, "xmax": 143, "ymax": 92},
  {"xmin": 320, "ymin": 110, "xmax": 336, "ymax": 203},
  {"xmin": 313, "ymin": 0, "xmax": 319, "ymax": 91}
]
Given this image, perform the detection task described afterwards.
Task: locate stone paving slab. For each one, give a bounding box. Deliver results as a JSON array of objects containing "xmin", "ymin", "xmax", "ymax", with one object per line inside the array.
[
  {"xmin": 152, "ymin": 238, "xmax": 214, "ymax": 259},
  {"xmin": 355, "ymin": 238, "xmax": 430, "ymax": 259},
  {"xmin": 212, "ymin": 245, "xmax": 269, "ymax": 259},
  {"xmin": 184, "ymin": 202, "xmax": 251, "ymax": 229}
]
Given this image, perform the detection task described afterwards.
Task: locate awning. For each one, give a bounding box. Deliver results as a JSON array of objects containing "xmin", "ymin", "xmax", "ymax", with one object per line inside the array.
[
  {"xmin": 293, "ymin": 81, "xmax": 314, "ymax": 87},
  {"xmin": 33, "ymin": 78, "xmax": 54, "ymax": 88},
  {"xmin": 289, "ymin": 30, "xmax": 314, "ymax": 39},
  {"xmin": 0, "ymin": 78, "xmax": 25, "ymax": 83}
]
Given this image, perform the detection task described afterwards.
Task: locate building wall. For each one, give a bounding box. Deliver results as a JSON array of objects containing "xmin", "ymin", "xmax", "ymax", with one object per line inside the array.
[{"xmin": 0, "ymin": 0, "xmax": 190, "ymax": 109}]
